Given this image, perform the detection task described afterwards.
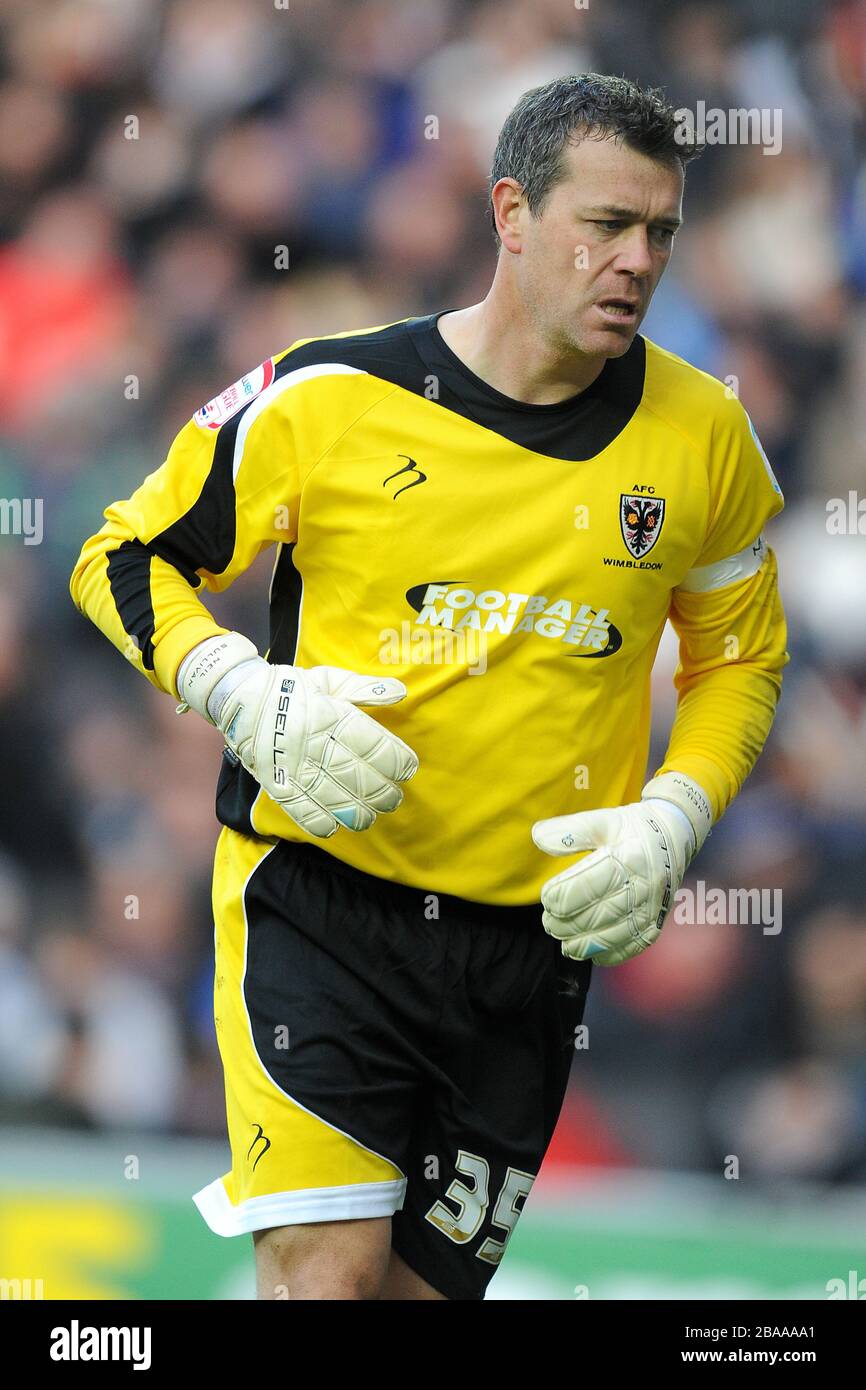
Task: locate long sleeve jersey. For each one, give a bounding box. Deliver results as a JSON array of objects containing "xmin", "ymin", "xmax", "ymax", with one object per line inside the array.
[{"xmin": 70, "ymin": 313, "xmax": 788, "ymax": 904}]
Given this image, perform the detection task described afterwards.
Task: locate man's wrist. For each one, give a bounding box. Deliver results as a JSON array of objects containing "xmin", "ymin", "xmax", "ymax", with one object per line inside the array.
[
  {"xmin": 153, "ymin": 618, "xmax": 230, "ymax": 700},
  {"xmin": 640, "ymin": 771, "xmax": 713, "ymax": 861},
  {"xmin": 176, "ymin": 631, "xmax": 260, "ymax": 721}
]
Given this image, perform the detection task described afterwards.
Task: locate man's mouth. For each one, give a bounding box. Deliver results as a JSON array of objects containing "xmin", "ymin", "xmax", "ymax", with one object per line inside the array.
[{"xmin": 595, "ymin": 297, "xmax": 640, "ymax": 323}]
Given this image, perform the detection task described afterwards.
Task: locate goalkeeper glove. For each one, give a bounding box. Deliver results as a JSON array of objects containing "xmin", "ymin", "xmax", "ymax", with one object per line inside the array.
[
  {"xmin": 531, "ymin": 772, "xmax": 713, "ymax": 966},
  {"xmin": 176, "ymin": 631, "xmax": 418, "ymax": 838}
]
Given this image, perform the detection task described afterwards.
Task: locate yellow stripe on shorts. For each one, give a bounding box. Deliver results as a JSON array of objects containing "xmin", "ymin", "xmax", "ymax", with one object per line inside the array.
[{"xmin": 193, "ymin": 826, "xmax": 406, "ymax": 1237}]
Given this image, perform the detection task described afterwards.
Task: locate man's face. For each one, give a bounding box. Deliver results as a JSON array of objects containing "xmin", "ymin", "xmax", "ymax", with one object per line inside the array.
[{"xmin": 505, "ymin": 134, "xmax": 684, "ymax": 358}]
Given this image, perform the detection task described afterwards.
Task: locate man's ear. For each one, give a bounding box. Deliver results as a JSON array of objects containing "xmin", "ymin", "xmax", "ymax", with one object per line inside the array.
[{"xmin": 491, "ymin": 177, "xmax": 524, "ymax": 253}]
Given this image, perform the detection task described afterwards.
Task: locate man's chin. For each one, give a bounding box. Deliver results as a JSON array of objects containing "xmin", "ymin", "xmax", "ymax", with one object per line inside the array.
[{"xmin": 571, "ymin": 323, "xmax": 640, "ymax": 359}]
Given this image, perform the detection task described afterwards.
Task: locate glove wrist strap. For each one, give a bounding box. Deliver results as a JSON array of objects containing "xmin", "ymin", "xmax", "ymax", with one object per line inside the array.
[
  {"xmin": 175, "ymin": 632, "xmax": 260, "ymax": 723},
  {"xmin": 206, "ymin": 659, "xmax": 263, "ymax": 726},
  {"xmin": 640, "ymin": 771, "xmax": 713, "ymax": 862}
]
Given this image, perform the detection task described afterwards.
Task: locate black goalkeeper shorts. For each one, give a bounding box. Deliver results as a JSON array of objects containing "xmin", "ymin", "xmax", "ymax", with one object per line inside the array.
[{"xmin": 193, "ymin": 825, "xmax": 592, "ymax": 1300}]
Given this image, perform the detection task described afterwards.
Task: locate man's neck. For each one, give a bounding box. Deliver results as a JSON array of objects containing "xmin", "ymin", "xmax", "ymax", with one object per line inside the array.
[{"xmin": 436, "ymin": 296, "xmax": 607, "ymax": 405}]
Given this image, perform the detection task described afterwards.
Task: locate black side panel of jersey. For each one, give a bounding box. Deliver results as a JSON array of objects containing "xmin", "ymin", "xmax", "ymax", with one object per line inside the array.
[
  {"xmin": 215, "ymin": 540, "xmax": 304, "ymax": 834},
  {"xmin": 277, "ymin": 315, "xmax": 647, "ymax": 462},
  {"xmin": 215, "ymin": 542, "xmax": 304, "ymax": 835},
  {"xmin": 215, "ymin": 751, "xmax": 261, "ymax": 836},
  {"xmin": 268, "ymin": 541, "xmax": 303, "ymax": 665}
]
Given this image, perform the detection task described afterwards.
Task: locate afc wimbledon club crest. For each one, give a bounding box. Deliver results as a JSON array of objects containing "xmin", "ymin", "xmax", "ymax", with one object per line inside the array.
[{"xmin": 620, "ymin": 494, "xmax": 666, "ymax": 558}]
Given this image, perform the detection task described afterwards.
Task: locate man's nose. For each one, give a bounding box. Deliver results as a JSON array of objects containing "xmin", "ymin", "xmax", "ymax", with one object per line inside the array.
[{"xmin": 612, "ymin": 227, "xmax": 654, "ymax": 278}]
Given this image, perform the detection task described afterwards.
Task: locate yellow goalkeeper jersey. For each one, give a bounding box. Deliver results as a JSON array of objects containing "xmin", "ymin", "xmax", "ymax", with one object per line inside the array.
[{"xmin": 70, "ymin": 313, "xmax": 788, "ymax": 904}]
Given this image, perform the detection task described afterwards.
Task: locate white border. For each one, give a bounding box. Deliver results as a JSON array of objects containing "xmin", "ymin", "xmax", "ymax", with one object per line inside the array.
[
  {"xmin": 232, "ymin": 362, "xmax": 366, "ymax": 482},
  {"xmin": 192, "ymin": 1175, "xmax": 407, "ymax": 1237}
]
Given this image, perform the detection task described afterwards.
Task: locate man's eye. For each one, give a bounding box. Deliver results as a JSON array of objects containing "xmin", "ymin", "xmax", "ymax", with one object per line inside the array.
[
  {"xmin": 652, "ymin": 226, "xmax": 677, "ymax": 244},
  {"xmin": 595, "ymin": 220, "xmax": 623, "ymax": 231}
]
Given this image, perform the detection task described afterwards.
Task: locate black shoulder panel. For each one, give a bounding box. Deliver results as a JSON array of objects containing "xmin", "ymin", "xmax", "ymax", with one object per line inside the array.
[{"xmin": 277, "ymin": 314, "xmax": 646, "ymax": 462}]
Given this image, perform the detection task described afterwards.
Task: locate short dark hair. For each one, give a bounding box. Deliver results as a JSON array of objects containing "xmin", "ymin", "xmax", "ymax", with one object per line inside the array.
[{"xmin": 487, "ymin": 72, "xmax": 703, "ymax": 242}]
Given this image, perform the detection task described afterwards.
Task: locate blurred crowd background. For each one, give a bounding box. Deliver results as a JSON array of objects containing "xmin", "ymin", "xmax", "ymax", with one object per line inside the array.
[{"xmin": 1, "ymin": 0, "xmax": 866, "ymax": 1189}]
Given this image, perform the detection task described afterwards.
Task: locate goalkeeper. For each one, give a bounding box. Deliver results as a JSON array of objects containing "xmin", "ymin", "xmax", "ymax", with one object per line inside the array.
[{"xmin": 70, "ymin": 73, "xmax": 787, "ymax": 1301}]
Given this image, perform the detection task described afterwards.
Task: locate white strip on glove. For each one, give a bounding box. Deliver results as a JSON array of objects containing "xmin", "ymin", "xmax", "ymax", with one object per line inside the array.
[
  {"xmin": 531, "ymin": 772, "xmax": 713, "ymax": 966},
  {"xmin": 176, "ymin": 632, "xmax": 418, "ymax": 838}
]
